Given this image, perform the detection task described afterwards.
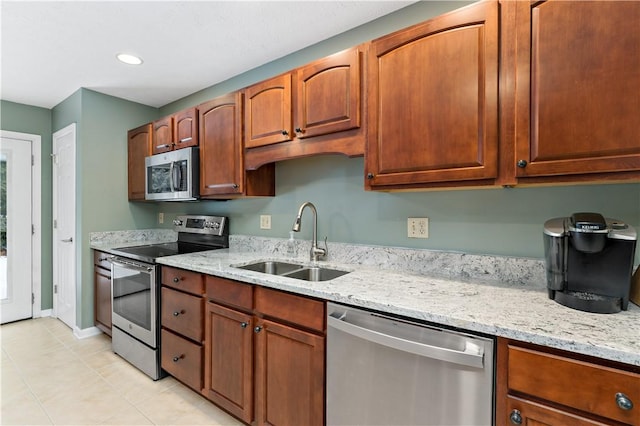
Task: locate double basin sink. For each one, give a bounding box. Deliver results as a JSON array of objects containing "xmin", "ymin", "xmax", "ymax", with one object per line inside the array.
[{"xmin": 234, "ymin": 260, "xmax": 349, "ymax": 282}]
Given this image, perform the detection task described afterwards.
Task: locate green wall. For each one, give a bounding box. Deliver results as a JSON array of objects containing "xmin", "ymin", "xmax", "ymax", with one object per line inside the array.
[
  {"xmin": 52, "ymin": 89, "xmax": 158, "ymax": 329},
  {"xmin": 153, "ymin": 156, "xmax": 640, "ymax": 263},
  {"xmin": 0, "ymin": 100, "xmax": 53, "ymax": 309}
]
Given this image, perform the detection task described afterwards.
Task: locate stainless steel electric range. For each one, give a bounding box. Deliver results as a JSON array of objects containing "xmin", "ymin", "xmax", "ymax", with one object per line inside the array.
[{"xmin": 107, "ymin": 215, "xmax": 228, "ymax": 379}]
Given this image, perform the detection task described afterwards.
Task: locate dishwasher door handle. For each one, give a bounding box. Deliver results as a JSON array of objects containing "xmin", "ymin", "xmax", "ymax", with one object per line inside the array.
[{"xmin": 328, "ymin": 315, "xmax": 484, "ymax": 369}]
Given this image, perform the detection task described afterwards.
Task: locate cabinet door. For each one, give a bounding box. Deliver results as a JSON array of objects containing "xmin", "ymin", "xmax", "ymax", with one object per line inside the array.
[
  {"xmin": 295, "ymin": 46, "xmax": 361, "ymax": 139},
  {"xmin": 127, "ymin": 123, "xmax": 152, "ymax": 201},
  {"xmin": 245, "ymin": 73, "xmax": 292, "ymax": 148},
  {"xmin": 203, "ymin": 302, "xmax": 253, "ymax": 424},
  {"xmin": 506, "ymin": 396, "xmax": 608, "ymax": 426},
  {"xmin": 254, "ymin": 318, "xmax": 324, "ymax": 426},
  {"xmin": 366, "ymin": 0, "xmax": 499, "ymax": 188},
  {"xmin": 173, "ymin": 107, "xmax": 198, "ymax": 150},
  {"xmin": 513, "ymin": 1, "xmax": 640, "ymax": 180},
  {"xmin": 94, "ymin": 266, "xmax": 111, "ymax": 336},
  {"xmin": 198, "ymin": 93, "xmax": 244, "ymax": 197},
  {"xmin": 152, "ymin": 116, "xmax": 173, "ymax": 154}
]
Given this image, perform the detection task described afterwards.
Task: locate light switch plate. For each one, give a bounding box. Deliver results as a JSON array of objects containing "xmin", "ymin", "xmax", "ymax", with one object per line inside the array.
[
  {"xmin": 408, "ymin": 217, "xmax": 429, "ymax": 238},
  {"xmin": 260, "ymin": 215, "xmax": 271, "ymax": 230},
  {"xmin": 158, "ymin": 212, "xmax": 164, "ymax": 224}
]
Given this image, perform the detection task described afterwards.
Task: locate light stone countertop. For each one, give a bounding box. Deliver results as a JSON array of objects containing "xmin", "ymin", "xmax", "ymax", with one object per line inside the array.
[
  {"xmin": 91, "ymin": 232, "xmax": 640, "ymax": 367},
  {"xmin": 153, "ymin": 248, "xmax": 640, "ymax": 367}
]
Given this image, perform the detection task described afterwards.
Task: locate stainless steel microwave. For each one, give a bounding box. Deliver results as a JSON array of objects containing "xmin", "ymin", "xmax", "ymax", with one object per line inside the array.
[{"xmin": 145, "ymin": 147, "xmax": 199, "ymax": 201}]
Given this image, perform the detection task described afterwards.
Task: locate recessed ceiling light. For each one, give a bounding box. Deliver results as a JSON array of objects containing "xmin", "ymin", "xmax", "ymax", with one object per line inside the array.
[{"xmin": 116, "ymin": 53, "xmax": 143, "ymax": 65}]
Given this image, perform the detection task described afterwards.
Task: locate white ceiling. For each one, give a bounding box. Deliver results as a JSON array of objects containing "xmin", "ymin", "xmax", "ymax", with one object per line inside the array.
[{"xmin": 1, "ymin": 1, "xmax": 414, "ymax": 109}]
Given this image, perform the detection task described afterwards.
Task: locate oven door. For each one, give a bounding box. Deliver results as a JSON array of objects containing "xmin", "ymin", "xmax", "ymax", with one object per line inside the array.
[{"xmin": 110, "ymin": 257, "xmax": 157, "ymax": 348}]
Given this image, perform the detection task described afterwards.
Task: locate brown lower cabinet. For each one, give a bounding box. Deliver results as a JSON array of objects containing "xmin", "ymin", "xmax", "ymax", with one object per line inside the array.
[
  {"xmin": 496, "ymin": 338, "xmax": 640, "ymax": 426},
  {"xmin": 93, "ymin": 250, "xmax": 112, "ymax": 336},
  {"xmin": 160, "ymin": 267, "xmax": 205, "ymax": 392},
  {"xmin": 203, "ymin": 275, "xmax": 325, "ymax": 426}
]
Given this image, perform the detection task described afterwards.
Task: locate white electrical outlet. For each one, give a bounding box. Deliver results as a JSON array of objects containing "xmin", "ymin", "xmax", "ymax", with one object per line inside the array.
[
  {"xmin": 408, "ymin": 217, "xmax": 429, "ymax": 238},
  {"xmin": 158, "ymin": 212, "xmax": 164, "ymax": 224},
  {"xmin": 260, "ymin": 215, "xmax": 271, "ymax": 230}
]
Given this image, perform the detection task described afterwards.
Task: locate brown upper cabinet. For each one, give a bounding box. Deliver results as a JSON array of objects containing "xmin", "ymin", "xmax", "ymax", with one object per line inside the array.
[
  {"xmin": 127, "ymin": 123, "xmax": 152, "ymax": 201},
  {"xmin": 152, "ymin": 107, "xmax": 199, "ymax": 154},
  {"xmin": 198, "ymin": 93, "xmax": 275, "ymax": 199},
  {"xmin": 244, "ymin": 46, "xmax": 366, "ymax": 170},
  {"xmin": 365, "ymin": 1, "xmax": 499, "ymax": 190},
  {"xmin": 508, "ymin": 0, "xmax": 640, "ymax": 185}
]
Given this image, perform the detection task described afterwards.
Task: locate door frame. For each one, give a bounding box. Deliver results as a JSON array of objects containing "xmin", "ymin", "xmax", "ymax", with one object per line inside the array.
[
  {"xmin": 0, "ymin": 130, "xmax": 42, "ymax": 318},
  {"xmin": 52, "ymin": 123, "xmax": 76, "ymax": 328}
]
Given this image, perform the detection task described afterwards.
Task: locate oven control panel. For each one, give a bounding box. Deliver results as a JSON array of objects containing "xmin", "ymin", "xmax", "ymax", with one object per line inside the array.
[{"xmin": 173, "ymin": 215, "xmax": 228, "ymax": 236}]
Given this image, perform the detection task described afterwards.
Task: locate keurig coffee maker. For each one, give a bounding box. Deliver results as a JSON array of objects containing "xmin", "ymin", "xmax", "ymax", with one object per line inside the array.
[{"xmin": 543, "ymin": 212, "xmax": 637, "ymax": 314}]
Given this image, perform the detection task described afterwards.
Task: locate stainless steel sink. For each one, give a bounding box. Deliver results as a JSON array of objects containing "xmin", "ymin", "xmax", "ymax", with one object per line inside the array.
[
  {"xmin": 283, "ymin": 267, "xmax": 349, "ymax": 282},
  {"xmin": 234, "ymin": 261, "xmax": 349, "ymax": 282},
  {"xmin": 236, "ymin": 261, "xmax": 302, "ymax": 275}
]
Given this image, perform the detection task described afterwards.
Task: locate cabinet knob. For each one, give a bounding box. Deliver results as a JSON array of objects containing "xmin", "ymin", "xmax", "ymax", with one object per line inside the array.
[
  {"xmin": 172, "ymin": 277, "xmax": 181, "ymax": 283},
  {"xmin": 233, "ymin": 183, "xmax": 239, "ymax": 189},
  {"xmin": 517, "ymin": 159, "xmax": 528, "ymax": 168},
  {"xmin": 173, "ymin": 309, "xmax": 185, "ymax": 317},
  {"xmin": 509, "ymin": 409, "xmax": 522, "ymax": 425},
  {"xmin": 254, "ymin": 326, "xmax": 262, "ymax": 333},
  {"xmin": 240, "ymin": 322, "xmax": 248, "ymax": 328},
  {"xmin": 281, "ymin": 130, "xmax": 289, "ymax": 136},
  {"xmin": 616, "ymin": 393, "xmax": 634, "ymax": 411},
  {"xmin": 295, "ymin": 127, "xmax": 304, "ymax": 134},
  {"xmin": 172, "ymin": 354, "xmax": 184, "ymax": 363},
  {"xmin": 367, "ymin": 173, "xmax": 374, "ymax": 180}
]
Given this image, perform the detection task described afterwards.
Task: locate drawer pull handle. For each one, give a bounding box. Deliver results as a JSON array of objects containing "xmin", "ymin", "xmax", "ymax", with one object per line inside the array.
[
  {"xmin": 173, "ymin": 310, "xmax": 185, "ymax": 317},
  {"xmin": 98, "ymin": 257, "xmax": 108, "ymax": 262},
  {"xmin": 240, "ymin": 322, "xmax": 248, "ymax": 328},
  {"xmin": 509, "ymin": 409, "xmax": 522, "ymax": 425},
  {"xmin": 173, "ymin": 277, "xmax": 181, "ymax": 283},
  {"xmin": 616, "ymin": 393, "xmax": 634, "ymax": 411},
  {"xmin": 172, "ymin": 354, "xmax": 184, "ymax": 363}
]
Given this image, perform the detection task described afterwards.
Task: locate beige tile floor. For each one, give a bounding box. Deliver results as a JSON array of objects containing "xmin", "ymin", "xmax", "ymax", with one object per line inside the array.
[{"xmin": 0, "ymin": 317, "xmax": 243, "ymax": 425}]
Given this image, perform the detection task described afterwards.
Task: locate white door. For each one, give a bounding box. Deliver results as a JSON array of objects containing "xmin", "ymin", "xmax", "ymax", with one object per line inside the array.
[
  {"xmin": 52, "ymin": 124, "xmax": 76, "ymax": 329},
  {"xmin": 0, "ymin": 137, "xmax": 33, "ymax": 323}
]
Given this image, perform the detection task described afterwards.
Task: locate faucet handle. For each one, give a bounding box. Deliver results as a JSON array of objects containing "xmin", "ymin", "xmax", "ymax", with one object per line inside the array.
[{"xmin": 320, "ymin": 236, "xmax": 328, "ymax": 259}]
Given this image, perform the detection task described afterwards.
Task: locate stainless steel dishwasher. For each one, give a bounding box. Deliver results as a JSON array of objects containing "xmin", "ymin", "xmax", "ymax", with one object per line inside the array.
[{"xmin": 327, "ymin": 302, "xmax": 495, "ymax": 425}]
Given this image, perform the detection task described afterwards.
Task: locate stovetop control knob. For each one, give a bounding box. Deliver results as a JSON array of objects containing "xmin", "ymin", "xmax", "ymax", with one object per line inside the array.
[
  {"xmin": 204, "ymin": 221, "xmax": 220, "ymax": 230},
  {"xmin": 173, "ymin": 219, "xmax": 183, "ymax": 227}
]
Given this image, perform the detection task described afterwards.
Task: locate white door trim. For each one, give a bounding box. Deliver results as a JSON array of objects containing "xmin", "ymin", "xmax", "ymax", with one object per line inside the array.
[
  {"xmin": 0, "ymin": 130, "xmax": 41, "ymax": 318},
  {"xmin": 52, "ymin": 123, "xmax": 76, "ymax": 329}
]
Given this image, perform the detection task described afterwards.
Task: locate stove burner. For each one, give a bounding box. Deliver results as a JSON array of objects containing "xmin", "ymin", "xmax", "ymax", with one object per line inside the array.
[{"xmin": 109, "ymin": 214, "xmax": 229, "ymax": 264}]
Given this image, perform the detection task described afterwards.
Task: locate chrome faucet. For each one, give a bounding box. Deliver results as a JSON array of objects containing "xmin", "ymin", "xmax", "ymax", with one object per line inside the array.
[{"xmin": 292, "ymin": 201, "xmax": 327, "ymax": 262}]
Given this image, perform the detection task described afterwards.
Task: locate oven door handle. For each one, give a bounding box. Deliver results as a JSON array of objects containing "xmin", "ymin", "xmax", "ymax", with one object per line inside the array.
[{"xmin": 108, "ymin": 257, "xmax": 154, "ymax": 273}]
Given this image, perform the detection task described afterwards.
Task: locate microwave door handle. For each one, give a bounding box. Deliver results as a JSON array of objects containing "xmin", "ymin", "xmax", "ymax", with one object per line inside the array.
[
  {"xmin": 169, "ymin": 161, "xmax": 175, "ymax": 192},
  {"xmin": 173, "ymin": 162, "xmax": 182, "ymax": 189}
]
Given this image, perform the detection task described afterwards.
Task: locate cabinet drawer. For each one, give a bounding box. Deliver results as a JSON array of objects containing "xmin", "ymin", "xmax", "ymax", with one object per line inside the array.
[
  {"xmin": 206, "ymin": 276, "xmax": 253, "ymax": 311},
  {"xmin": 93, "ymin": 250, "xmax": 111, "ymax": 270},
  {"xmin": 161, "ymin": 287, "xmax": 203, "ymax": 342},
  {"xmin": 255, "ymin": 286, "xmax": 325, "ymax": 333},
  {"xmin": 162, "ymin": 266, "xmax": 203, "ymax": 296},
  {"xmin": 508, "ymin": 345, "xmax": 640, "ymax": 424},
  {"xmin": 161, "ymin": 329, "xmax": 203, "ymax": 391}
]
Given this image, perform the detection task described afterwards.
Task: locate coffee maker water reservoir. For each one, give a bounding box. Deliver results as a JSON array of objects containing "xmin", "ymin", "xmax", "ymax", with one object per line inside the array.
[{"xmin": 543, "ymin": 212, "xmax": 637, "ymax": 314}]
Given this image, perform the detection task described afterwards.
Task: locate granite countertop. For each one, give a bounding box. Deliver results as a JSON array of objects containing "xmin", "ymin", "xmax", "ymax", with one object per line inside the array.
[
  {"xmin": 91, "ymin": 233, "xmax": 640, "ymax": 367},
  {"xmin": 153, "ymin": 248, "xmax": 639, "ymax": 367}
]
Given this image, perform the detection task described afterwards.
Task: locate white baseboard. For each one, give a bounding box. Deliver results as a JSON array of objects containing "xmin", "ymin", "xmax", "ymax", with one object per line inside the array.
[
  {"xmin": 37, "ymin": 309, "xmax": 53, "ymax": 318},
  {"xmin": 73, "ymin": 325, "xmax": 103, "ymax": 339}
]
